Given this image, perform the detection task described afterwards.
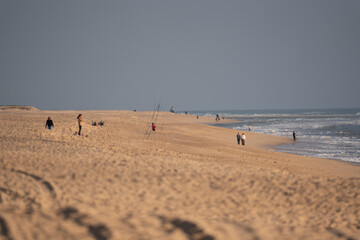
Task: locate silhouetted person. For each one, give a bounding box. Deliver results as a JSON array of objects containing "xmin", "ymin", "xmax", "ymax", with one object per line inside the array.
[
  {"xmin": 293, "ymin": 131, "xmax": 296, "ymax": 141},
  {"xmin": 236, "ymin": 132, "xmax": 241, "ymax": 145},
  {"xmin": 215, "ymin": 114, "xmax": 220, "ymax": 121},
  {"xmin": 77, "ymin": 114, "xmax": 82, "ymax": 136},
  {"xmin": 45, "ymin": 117, "xmax": 54, "ymax": 130}
]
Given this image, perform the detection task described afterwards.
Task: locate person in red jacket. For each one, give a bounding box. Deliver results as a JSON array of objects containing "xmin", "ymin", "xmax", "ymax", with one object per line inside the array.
[{"xmin": 152, "ymin": 122, "xmax": 156, "ymax": 131}]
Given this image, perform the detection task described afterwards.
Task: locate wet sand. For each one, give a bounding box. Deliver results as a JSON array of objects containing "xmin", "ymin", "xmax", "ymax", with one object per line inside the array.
[{"xmin": 0, "ymin": 109, "xmax": 359, "ymax": 240}]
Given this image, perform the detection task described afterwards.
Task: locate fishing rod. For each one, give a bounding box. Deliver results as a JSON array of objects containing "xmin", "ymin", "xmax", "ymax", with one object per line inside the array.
[{"xmin": 143, "ymin": 101, "xmax": 160, "ymax": 141}]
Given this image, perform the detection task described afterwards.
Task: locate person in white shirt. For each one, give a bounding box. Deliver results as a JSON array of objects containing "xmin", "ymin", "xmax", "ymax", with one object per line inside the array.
[{"xmin": 241, "ymin": 133, "xmax": 246, "ymax": 145}]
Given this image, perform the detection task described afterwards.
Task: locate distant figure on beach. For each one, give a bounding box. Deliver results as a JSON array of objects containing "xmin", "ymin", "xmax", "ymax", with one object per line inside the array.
[
  {"xmin": 77, "ymin": 114, "xmax": 82, "ymax": 136},
  {"xmin": 152, "ymin": 122, "xmax": 156, "ymax": 131},
  {"xmin": 222, "ymin": 115, "xmax": 225, "ymax": 120},
  {"xmin": 293, "ymin": 131, "xmax": 297, "ymax": 141},
  {"xmin": 215, "ymin": 114, "xmax": 220, "ymax": 122},
  {"xmin": 45, "ymin": 117, "xmax": 54, "ymax": 130},
  {"xmin": 236, "ymin": 132, "xmax": 241, "ymax": 145},
  {"xmin": 249, "ymin": 124, "xmax": 252, "ymax": 131},
  {"xmin": 185, "ymin": 111, "xmax": 187, "ymax": 115},
  {"xmin": 170, "ymin": 106, "xmax": 175, "ymax": 113},
  {"xmin": 92, "ymin": 121, "xmax": 97, "ymax": 126},
  {"xmin": 99, "ymin": 121, "xmax": 104, "ymax": 126},
  {"xmin": 197, "ymin": 115, "xmax": 199, "ymax": 120},
  {"xmin": 241, "ymin": 133, "xmax": 246, "ymax": 145}
]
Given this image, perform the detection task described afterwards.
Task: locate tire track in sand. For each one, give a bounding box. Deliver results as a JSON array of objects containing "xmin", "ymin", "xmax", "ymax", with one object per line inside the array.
[
  {"xmin": 0, "ymin": 215, "xmax": 14, "ymax": 240},
  {"xmin": 11, "ymin": 169, "xmax": 57, "ymax": 200},
  {"xmin": 0, "ymin": 186, "xmax": 41, "ymax": 214},
  {"xmin": 159, "ymin": 216, "xmax": 215, "ymax": 240},
  {"xmin": 6, "ymin": 168, "xmax": 112, "ymax": 240},
  {"xmin": 58, "ymin": 206, "xmax": 112, "ymax": 240}
]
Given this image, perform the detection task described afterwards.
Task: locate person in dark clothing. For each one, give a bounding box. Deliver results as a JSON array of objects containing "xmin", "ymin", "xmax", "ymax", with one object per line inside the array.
[
  {"xmin": 215, "ymin": 114, "xmax": 220, "ymax": 121},
  {"xmin": 293, "ymin": 131, "xmax": 297, "ymax": 141},
  {"xmin": 77, "ymin": 114, "xmax": 82, "ymax": 136},
  {"xmin": 236, "ymin": 132, "xmax": 241, "ymax": 145},
  {"xmin": 45, "ymin": 117, "xmax": 54, "ymax": 130}
]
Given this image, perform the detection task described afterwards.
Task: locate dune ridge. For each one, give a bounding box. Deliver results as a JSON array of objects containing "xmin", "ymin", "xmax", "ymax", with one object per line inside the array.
[
  {"xmin": 0, "ymin": 110, "xmax": 359, "ymax": 240},
  {"xmin": 0, "ymin": 105, "xmax": 39, "ymax": 111}
]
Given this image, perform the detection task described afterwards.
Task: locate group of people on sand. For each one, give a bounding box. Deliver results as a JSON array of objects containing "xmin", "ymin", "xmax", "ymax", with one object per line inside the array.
[
  {"xmin": 235, "ymin": 124, "xmax": 297, "ymax": 145},
  {"xmin": 46, "ymin": 114, "xmax": 297, "ymax": 143},
  {"xmin": 45, "ymin": 114, "xmax": 85, "ymax": 136},
  {"xmin": 236, "ymin": 132, "xmax": 246, "ymax": 145},
  {"xmin": 92, "ymin": 120, "xmax": 105, "ymax": 126},
  {"xmin": 233, "ymin": 124, "xmax": 251, "ymax": 146}
]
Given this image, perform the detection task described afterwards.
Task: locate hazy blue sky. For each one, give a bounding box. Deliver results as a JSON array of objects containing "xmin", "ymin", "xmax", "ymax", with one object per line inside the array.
[{"xmin": 1, "ymin": 0, "xmax": 359, "ymax": 111}]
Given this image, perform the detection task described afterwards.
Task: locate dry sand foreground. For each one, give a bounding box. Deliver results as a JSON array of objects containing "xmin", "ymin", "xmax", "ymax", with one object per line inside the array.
[{"xmin": 0, "ymin": 109, "xmax": 359, "ymax": 240}]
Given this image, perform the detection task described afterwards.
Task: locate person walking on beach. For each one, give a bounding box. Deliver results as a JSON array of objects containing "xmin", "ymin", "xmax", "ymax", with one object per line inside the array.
[
  {"xmin": 236, "ymin": 132, "xmax": 241, "ymax": 145},
  {"xmin": 215, "ymin": 114, "xmax": 220, "ymax": 122},
  {"xmin": 241, "ymin": 133, "xmax": 246, "ymax": 145},
  {"xmin": 152, "ymin": 122, "xmax": 156, "ymax": 131},
  {"xmin": 77, "ymin": 114, "xmax": 83, "ymax": 136},
  {"xmin": 45, "ymin": 117, "xmax": 54, "ymax": 130},
  {"xmin": 293, "ymin": 131, "xmax": 297, "ymax": 141}
]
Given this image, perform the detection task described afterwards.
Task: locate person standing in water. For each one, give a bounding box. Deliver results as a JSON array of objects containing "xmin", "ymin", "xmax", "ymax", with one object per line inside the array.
[
  {"xmin": 241, "ymin": 133, "xmax": 246, "ymax": 145},
  {"xmin": 77, "ymin": 114, "xmax": 83, "ymax": 136},
  {"xmin": 249, "ymin": 124, "xmax": 252, "ymax": 131},
  {"xmin": 45, "ymin": 117, "xmax": 54, "ymax": 130},
  {"xmin": 236, "ymin": 132, "xmax": 241, "ymax": 145},
  {"xmin": 293, "ymin": 131, "xmax": 297, "ymax": 141}
]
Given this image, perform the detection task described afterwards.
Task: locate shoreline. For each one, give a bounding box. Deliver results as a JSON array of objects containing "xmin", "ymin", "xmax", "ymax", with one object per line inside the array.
[
  {"xmin": 205, "ymin": 114, "xmax": 360, "ymax": 167},
  {"xmin": 227, "ymin": 114, "xmax": 359, "ymax": 118}
]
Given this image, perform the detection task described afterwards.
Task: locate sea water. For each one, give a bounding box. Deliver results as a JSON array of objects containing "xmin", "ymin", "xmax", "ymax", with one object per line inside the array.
[{"xmin": 187, "ymin": 109, "xmax": 360, "ymax": 164}]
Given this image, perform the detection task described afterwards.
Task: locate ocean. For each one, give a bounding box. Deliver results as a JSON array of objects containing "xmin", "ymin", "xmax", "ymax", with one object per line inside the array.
[{"xmin": 187, "ymin": 109, "xmax": 360, "ymax": 164}]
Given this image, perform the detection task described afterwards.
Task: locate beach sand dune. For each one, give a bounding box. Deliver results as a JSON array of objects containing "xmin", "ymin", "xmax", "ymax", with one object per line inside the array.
[
  {"xmin": 0, "ymin": 105, "xmax": 39, "ymax": 111},
  {"xmin": 0, "ymin": 110, "xmax": 359, "ymax": 240}
]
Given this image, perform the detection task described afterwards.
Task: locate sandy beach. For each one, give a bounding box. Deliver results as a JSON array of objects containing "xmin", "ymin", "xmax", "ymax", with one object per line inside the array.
[{"xmin": 0, "ymin": 108, "xmax": 359, "ymax": 240}]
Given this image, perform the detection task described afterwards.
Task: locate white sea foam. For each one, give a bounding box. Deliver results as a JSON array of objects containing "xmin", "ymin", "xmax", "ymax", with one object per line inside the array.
[{"xmin": 226, "ymin": 110, "xmax": 360, "ymax": 163}]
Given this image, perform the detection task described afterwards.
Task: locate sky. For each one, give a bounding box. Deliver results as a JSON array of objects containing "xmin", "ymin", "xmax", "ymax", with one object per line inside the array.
[{"xmin": 1, "ymin": 0, "xmax": 359, "ymax": 111}]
